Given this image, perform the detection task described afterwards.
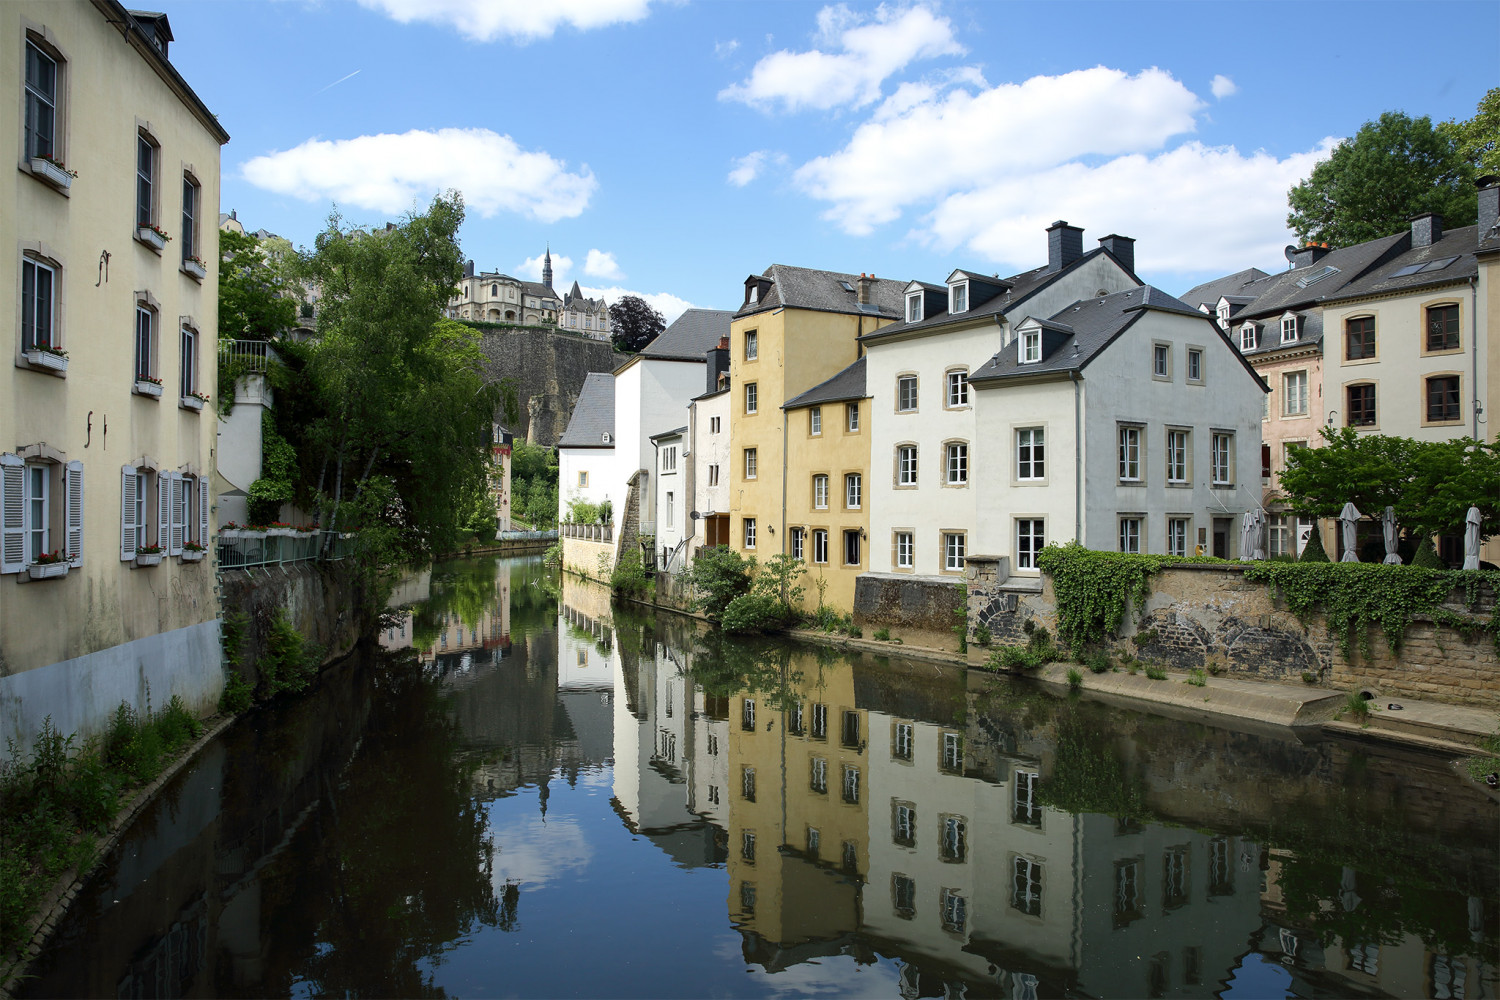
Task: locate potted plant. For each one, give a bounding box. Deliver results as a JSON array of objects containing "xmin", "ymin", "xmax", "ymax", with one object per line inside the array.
[
  {"xmin": 134, "ymin": 372, "xmax": 164, "ymax": 397},
  {"xmin": 137, "ymin": 222, "xmax": 171, "ymax": 251},
  {"xmin": 30, "ymin": 153, "xmax": 76, "ymax": 190},
  {"xmin": 266, "ymin": 521, "xmax": 296, "ymax": 537},
  {"xmin": 182, "ymin": 254, "xmax": 208, "ymax": 280},
  {"xmin": 134, "ymin": 543, "xmax": 163, "ymax": 567},
  {"xmin": 219, "ymin": 520, "xmax": 255, "ymax": 540},
  {"xmin": 180, "ymin": 389, "xmax": 209, "ymax": 411},
  {"xmin": 181, "ymin": 541, "xmax": 207, "ymax": 562},
  {"xmin": 28, "ymin": 550, "xmax": 71, "ymax": 579},
  {"xmin": 24, "ymin": 343, "xmax": 68, "ymax": 373}
]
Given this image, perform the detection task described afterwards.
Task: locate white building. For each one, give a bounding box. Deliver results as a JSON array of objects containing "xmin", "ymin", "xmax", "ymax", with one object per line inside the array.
[
  {"xmin": 556, "ymin": 372, "xmax": 618, "ymax": 518},
  {"xmin": 687, "ymin": 345, "xmax": 732, "ymax": 561},
  {"xmin": 862, "ymin": 224, "xmax": 1140, "ymax": 578},
  {"xmin": 648, "ymin": 426, "xmax": 686, "ymax": 568}
]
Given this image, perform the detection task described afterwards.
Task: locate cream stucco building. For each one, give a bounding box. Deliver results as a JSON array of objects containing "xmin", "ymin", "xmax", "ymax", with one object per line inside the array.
[{"xmin": 2, "ymin": 1, "xmax": 228, "ymax": 746}]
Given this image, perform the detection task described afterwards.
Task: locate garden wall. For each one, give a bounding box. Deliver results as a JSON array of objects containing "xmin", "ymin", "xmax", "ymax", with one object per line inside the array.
[{"xmin": 965, "ymin": 558, "xmax": 1500, "ymax": 710}]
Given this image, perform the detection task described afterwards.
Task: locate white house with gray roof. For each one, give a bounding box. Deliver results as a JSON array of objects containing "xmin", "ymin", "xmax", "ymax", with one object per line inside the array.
[
  {"xmin": 557, "ymin": 372, "xmax": 618, "ymax": 519},
  {"xmin": 862, "ymin": 223, "xmax": 1141, "ymax": 578}
]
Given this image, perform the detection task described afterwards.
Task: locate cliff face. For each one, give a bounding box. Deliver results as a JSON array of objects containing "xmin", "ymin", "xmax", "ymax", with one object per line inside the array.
[{"xmin": 471, "ymin": 324, "xmax": 626, "ymax": 446}]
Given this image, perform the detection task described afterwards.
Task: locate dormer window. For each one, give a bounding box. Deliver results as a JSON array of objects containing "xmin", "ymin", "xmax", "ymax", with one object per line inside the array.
[
  {"xmin": 1217, "ymin": 302, "xmax": 1231, "ymax": 330},
  {"xmin": 907, "ymin": 292, "xmax": 923, "ymax": 323},
  {"xmin": 1240, "ymin": 323, "xmax": 1257, "ymax": 352},
  {"xmin": 1280, "ymin": 313, "xmax": 1299, "ymax": 344},
  {"xmin": 1020, "ymin": 330, "xmax": 1041, "ymax": 364},
  {"xmin": 950, "ymin": 282, "xmax": 968, "ymax": 314},
  {"xmin": 748, "ymin": 284, "xmax": 759, "ymax": 304}
]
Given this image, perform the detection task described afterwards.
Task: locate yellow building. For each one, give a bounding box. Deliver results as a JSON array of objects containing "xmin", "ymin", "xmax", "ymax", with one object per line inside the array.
[
  {"xmin": 728, "ymin": 267, "xmax": 903, "ymax": 601},
  {"xmin": 1, "ymin": 2, "xmax": 228, "ymax": 746},
  {"xmin": 782, "ymin": 358, "xmax": 870, "ymax": 613}
]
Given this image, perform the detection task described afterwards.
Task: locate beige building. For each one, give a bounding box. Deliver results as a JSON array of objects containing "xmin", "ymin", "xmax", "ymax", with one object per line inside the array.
[
  {"xmin": 2, "ymin": 1, "xmax": 228, "ymax": 746},
  {"xmin": 559, "ymin": 279, "xmax": 610, "ymax": 341},
  {"xmin": 450, "ymin": 250, "xmax": 561, "ymax": 325}
]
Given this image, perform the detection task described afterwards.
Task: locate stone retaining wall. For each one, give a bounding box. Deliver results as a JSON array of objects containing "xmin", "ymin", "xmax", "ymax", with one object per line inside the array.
[
  {"xmin": 221, "ymin": 562, "xmax": 365, "ymax": 689},
  {"xmin": 561, "ymin": 536, "xmax": 613, "ymax": 583}
]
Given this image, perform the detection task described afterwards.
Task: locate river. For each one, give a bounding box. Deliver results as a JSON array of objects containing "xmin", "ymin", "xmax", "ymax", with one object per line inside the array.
[{"xmin": 18, "ymin": 554, "xmax": 1497, "ymax": 998}]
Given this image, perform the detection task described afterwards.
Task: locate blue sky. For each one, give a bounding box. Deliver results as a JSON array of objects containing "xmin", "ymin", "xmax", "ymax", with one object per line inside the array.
[{"xmin": 166, "ymin": 0, "xmax": 1497, "ymax": 321}]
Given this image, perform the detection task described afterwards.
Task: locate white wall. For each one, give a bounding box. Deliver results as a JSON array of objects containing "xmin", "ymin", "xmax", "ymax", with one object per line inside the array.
[
  {"xmin": 613, "ymin": 357, "xmax": 705, "ymax": 542},
  {"xmin": 558, "ymin": 445, "xmax": 618, "ymax": 521},
  {"xmin": 652, "ymin": 436, "xmax": 684, "ymax": 560},
  {"xmin": 971, "ymin": 379, "xmax": 1080, "ymax": 569}
]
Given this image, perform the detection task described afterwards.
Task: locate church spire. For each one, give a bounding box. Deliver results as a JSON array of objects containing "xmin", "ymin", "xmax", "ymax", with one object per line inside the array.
[{"xmin": 542, "ymin": 244, "xmax": 553, "ymax": 290}]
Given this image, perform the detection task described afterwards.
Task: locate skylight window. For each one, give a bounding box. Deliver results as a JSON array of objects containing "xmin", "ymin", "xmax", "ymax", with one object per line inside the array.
[
  {"xmin": 839, "ymin": 281, "xmax": 854, "ymax": 292},
  {"xmin": 1294, "ymin": 265, "xmax": 1340, "ymax": 289},
  {"xmin": 1389, "ymin": 256, "xmax": 1459, "ymax": 278}
]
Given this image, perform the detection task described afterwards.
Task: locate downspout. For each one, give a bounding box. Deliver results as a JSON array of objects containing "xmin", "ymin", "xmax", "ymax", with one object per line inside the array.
[
  {"xmin": 1471, "ymin": 276, "xmax": 1480, "ymax": 439},
  {"xmin": 684, "ymin": 402, "xmax": 698, "ymax": 555},
  {"xmin": 781, "ymin": 407, "xmax": 789, "ymax": 558},
  {"xmin": 1071, "ymin": 370, "xmax": 1083, "ymax": 543}
]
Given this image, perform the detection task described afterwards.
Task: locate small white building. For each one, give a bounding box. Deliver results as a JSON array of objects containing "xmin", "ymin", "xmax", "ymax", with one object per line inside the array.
[
  {"xmin": 687, "ymin": 354, "xmax": 732, "ymax": 560},
  {"xmin": 648, "ymin": 426, "xmax": 686, "ymax": 567},
  {"xmin": 557, "ymin": 372, "xmax": 618, "ymax": 519}
]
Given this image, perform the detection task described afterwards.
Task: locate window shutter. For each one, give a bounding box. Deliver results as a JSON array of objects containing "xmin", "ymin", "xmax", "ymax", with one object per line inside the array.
[
  {"xmin": 198, "ymin": 475, "xmax": 210, "ymax": 550},
  {"xmin": 170, "ymin": 472, "xmax": 185, "ymax": 555},
  {"xmin": 66, "ymin": 460, "xmax": 84, "ymax": 567},
  {"xmin": 121, "ymin": 465, "xmax": 139, "ymax": 560},
  {"xmin": 157, "ymin": 471, "xmax": 170, "ymax": 548},
  {"xmin": 1, "ymin": 455, "xmax": 24, "ymax": 574}
]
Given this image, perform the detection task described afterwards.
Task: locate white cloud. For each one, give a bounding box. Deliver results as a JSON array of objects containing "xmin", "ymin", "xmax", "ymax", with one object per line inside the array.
[
  {"xmin": 720, "ymin": 3, "xmax": 963, "ymax": 112},
  {"xmin": 715, "ymin": 38, "xmax": 739, "ymax": 58},
  {"xmin": 581, "ymin": 285, "xmax": 696, "ymax": 325},
  {"xmin": 356, "ymin": 0, "xmax": 652, "ymax": 43},
  {"xmin": 1211, "ymin": 74, "xmax": 1238, "ymax": 99},
  {"xmin": 728, "ymin": 150, "xmax": 788, "ymax": 187},
  {"xmin": 517, "ymin": 251, "xmax": 575, "ymax": 283},
  {"xmin": 242, "ymin": 128, "xmax": 596, "ymax": 222},
  {"xmin": 583, "ymin": 249, "xmax": 623, "ymax": 280}
]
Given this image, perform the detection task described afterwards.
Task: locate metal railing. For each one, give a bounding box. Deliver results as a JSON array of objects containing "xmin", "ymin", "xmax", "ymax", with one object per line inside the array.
[
  {"xmin": 218, "ymin": 339, "xmax": 278, "ymax": 372},
  {"xmin": 560, "ymin": 523, "xmax": 613, "ymax": 543},
  {"xmin": 498, "ymin": 529, "xmax": 556, "ymax": 542},
  {"xmin": 217, "ymin": 529, "xmax": 357, "ymax": 569}
]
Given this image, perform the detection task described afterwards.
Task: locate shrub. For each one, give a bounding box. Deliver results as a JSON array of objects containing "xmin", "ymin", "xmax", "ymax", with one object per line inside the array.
[
  {"xmin": 848, "ymin": 624, "xmax": 863, "ymax": 639},
  {"xmin": 1299, "ymin": 523, "xmax": 1330, "ymax": 563},
  {"xmin": 1462, "ymin": 722, "xmax": 1500, "ymax": 783},
  {"xmin": 246, "ymin": 476, "xmax": 294, "ymax": 526},
  {"xmin": 1145, "ymin": 665, "xmax": 1167, "ymax": 681},
  {"xmin": 872, "ymin": 627, "xmax": 891, "ymax": 641},
  {"xmin": 973, "ymin": 624, "xmax": 992, "ymax": 647},
  {"xmin": 1412, "ymin": 535, "xmax": 1446, "ymax": 569},
  {"xmin": 610, "ymin": 548, "xmax": 652, "ymax": 599},
  {"xmin": 1066, "ymin": 667, "xmax": 1083, "ymax": 690},
  {"xmin": 103, "ymin": 702, "xmax": 162, "ymax": 783},
  {"xmin": 1185, "ymin": 668, "xmax": 1207, "ymax": 687},
  {"xmin": 1206, "ymin": 661, "xmax": 1226, "ymax": 676},
  {"xmin": 1084, "ymin": 651, "xmax": 1112, "ymax": 674},
  {"xmin": 1301, "ymin": 670, "xmax": 1318, "ymax": 685},
  {"xmin": 256, "ymin": 608, "xmax": 318, "ymax": 699},
  {"xmin": 156, "ymin": 695, "xmax": 201, "ymax": 749},
  {"xmin": 682, "ymin": 545, "xmax": 753, "ymax": 620},
  {"xmin": 752, "ymin": 553, "xmax": 807, "ymax": 618},
  {"xmin": 219, "ymin": 668, "xmax": 253, "ymax": 714},
  {"xmin": 722, "ymin": 592, "xmax": 787, "ymax": 633},
  {"xmin": 1344, "ymin": 689, "xmax": 1372, "ymax": 719}
]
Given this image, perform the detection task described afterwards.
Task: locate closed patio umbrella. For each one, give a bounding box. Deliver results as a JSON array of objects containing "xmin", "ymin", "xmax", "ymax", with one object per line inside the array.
[
  {"xmin": 1340, "ymin": 502, "xmax": 1361, "ymax": 562},
  {"xmin": 1463, "ymin": 506, "xmax": 1482, "ymax": 570},
  {"xmin": 1382, "ymin": 506, "xmax": 1401, "ymax": 565},
  {"xmin": 1252, "ymin": 510, "xmax": 1268, "ymax": 560},
  {"xmin": 1240, "ymin": 511, "xmax": 1258, "ymax": 560}
]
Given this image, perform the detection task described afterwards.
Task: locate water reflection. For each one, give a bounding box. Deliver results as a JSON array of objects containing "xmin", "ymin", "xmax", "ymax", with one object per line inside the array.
[{"xmin": 18, "ymin": 557, "xmax": 1497, "ymax": 999}]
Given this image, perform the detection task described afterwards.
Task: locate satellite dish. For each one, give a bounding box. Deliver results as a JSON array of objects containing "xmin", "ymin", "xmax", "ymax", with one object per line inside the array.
[
  {"xmin": 690, "ymin": 511, "xmax": 700, "ymax": 520},
  {"xmin": 1283, "ymin": 245, "xmax": 1299, "ymax": 262}
]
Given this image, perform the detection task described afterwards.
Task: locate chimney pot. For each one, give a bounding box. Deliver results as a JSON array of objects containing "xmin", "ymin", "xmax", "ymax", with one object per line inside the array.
[{"xmin": 856, "ymin": 272, "xmax": 872, "ymax": 305}]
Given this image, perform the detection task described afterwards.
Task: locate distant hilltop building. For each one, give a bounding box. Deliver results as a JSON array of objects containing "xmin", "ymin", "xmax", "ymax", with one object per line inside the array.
[
  {"xmin": 560, "ymin": 280, "xmax": 612, "ymax": 340},
  {"xmin": 449, "ymin": 246, "xmax": 616, "ymax": 333}
]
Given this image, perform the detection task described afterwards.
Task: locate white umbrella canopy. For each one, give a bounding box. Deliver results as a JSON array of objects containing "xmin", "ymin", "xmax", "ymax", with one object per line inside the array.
[
  {"xmin": 1340, "ymin": 502, "xmax": 1361, "ymax": 562},
  {"xmin": 1463, "ymin": 506, "xmax": 1482, "ymax": 570},
  {"xmin": 1382, "ymin": 506, "xmax": 1401, "ymax": 565},
  {"xmin": 1240, "ymin": 511, "xmax": 1258, "ymax": 560},
  {"xmin": 1252, "ymin": 510, "xmax": 1268, "ymax": 560}
]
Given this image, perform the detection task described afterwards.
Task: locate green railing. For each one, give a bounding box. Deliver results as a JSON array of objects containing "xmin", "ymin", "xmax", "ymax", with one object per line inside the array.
[{"xmin": 217, "ymin": 529, "xmax": 357, "ymax": 569}]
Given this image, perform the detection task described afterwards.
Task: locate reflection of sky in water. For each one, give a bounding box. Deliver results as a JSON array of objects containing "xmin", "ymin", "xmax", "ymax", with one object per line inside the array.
[
  {"xmin": 428, "ymin": 779, "xmax": 907, "ymax": 999},
  {"xmin": 1221, "ymin": 951, "xmax": 1295, "ymax": 999}
]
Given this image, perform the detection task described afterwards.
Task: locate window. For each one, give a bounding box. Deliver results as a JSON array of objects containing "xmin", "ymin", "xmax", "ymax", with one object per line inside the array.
[
  {"xmin": 1013, "ymin": 770, "xmax": 1041, "ymax": 826},
  {"xmin": 897, "ymin": 375, "xmax": 918, "ymax": 412},
  {"xmin": 946, "ymin": 370, "xmax": 969, "ymax": 407},
  {"xmin": 897, "ymin": 445, "xmax": 917, "ymax": 486},
  {"xmin": 810, "ymin": 756, "xmax": 827, "ymax": 793},
  {"xmin": 892, "ymin": 721, "xmax": 913, "ymax": 760},
  {"xmin": 810, "ymin": 407, "xmax": 821, "ymax": 435},
  {"xmin": 1016, "ymin": 428, "xmax": 1044, "ymax": 480},
  {"xmin": 813, "ymin": 474, "xmax": 828, "ymax": 509},
  {"xmin": 1166, "ymin": 429, "xmax": 1188, "ymax": 484},
  {"xmin": 842, "ymin": 765, "xmax": 860, "ymax": 803},
  {"xmin": 1208, "ymin": 836, "xmax": 1234, "ymax": 896},
  {"xmin": 1114, "ymin": 860, "xmax": 1143, "ymax": 927},
  {"xmin": 941, "ymin": 731, "xmax": 962, "ymax": 771},
  {"xmin": 136, "ymin": 133, "xmax": 158, "ymax": 227},
  {"xmin": 790, "ymin": 526, "xmax": 804, "ymax": 560},
  {"xmin": 892, "ymin": 874, "xmax": 916, "ymax": 919},
  {"xmin": 806, "ymin": 826, "xmax": 820, "ymax": 859},
  {"xmin": 741, "ymin": 832, "xmax": 756, "ymax": 863},
  {"xmin": 943, "ymin": 532, "xmax": 965, "ymax": 572},
  {"xmin": 180, "ymin": 324, "xmax": 197, "ymax": 397},
  {"xmin": 1427, "ymin": 375, "xmax": 1461, "ymax": 422},
  {"xmin": 743, "ymin": 517, "xmax": 756, "ymax": 549},
  {"xmin": 1153, "ymin": 343, "xmax": 1170, "ymax": 377},
  {"xmin": 1211, "ymin": 433, "xmax": 1234, "ymax": 485},
  {"xmin": 745, "ymin": 330, "xmax": 758, "ymax": 360},
  {"xmin": 24, "ymin": 41, "xmax": 58, "ymax": 162},
  {"xmin": 1012, "ymin": 858, "xmax": 1042, "ymax": 916},
  {"xmin": 1119, "ymin": 517, "xmax": 1141, "ymax": 554},
  {"xmin": 842, "ymin": 841, "xmax": 858, "ymax": 874},
  {"xmin": 135, "ymin": 306, "xmax": 155, "ymax": 380},
  {"xmin": 2, "ymin": 455, "xmax": 82, "ymax": 573},
  {"xmin": 744, "ymin": 448, "xmax": 757, "ymax": 479},
  {"xmin": 1167, "ymin": 518, "xmax": 1189, "ymax": 557},
  {"xmin": 1021, "ymin": 330, "xmax": 1041, "ymax": 364},
  {"xmin": 894, "ymin": 531, "xmax": 913, "ymax": 569},
  {"xmin": 1187, "ymin": 348, "xmax": 1203, "ymax": 382},
  {"xmin": 742, "ymin": 698, "xmax": 756, "ymax": 730},
  {"xmin": 1162, "ymin": 846, "xmax": 1189, "ymax": 909},
  {"xmin": 950, "ymin": 282, "xmax": 967, "ymax": 314},
  {"xmin": 742, "ymin": 766, "xmax": 756, "ymax": 801},
  {"xmin": 846, "ymin": 402, "xmax": 859, "ymax": 432},
  {"xmin": 1348, "ymin": 383, "xmax": 1376, "ymax": 425},
  {"xmin": 665, "ymin": 492, "xmax": 674, "ymax": 527},
  {"xmin": 789, "ymin": 701, "xmax": 804, "ymax": 735},
  {"xmin": 944, "ymin": 443, "xmax": 968, "ymax": 485},
  {"xmin": 893, "ymin": 802, "xmax": 916, "ymax": 846},
  {"xmin": 843, "ymin": 528, "xmax": 861, "ymax": 566},
  {"xmin": 1427, "ymin": 304, "xmax": 1460, "ymax": 351},
  {"xmin": 1016, "ymin": 519, "xmax": 1044, "ymax": 570},
  {"xmin": 1281, "ymin": 314, "xmax": 1299, "ymax": 344},
  {"xmin": 744, "ymin": 382, "xmax": 757, "ymax": 414},
  {"xmin": 845, "ymin": 473, "xmax": 861, "ymax": 509},
  {"xmin": 812, "ymin": 703, "xmax": 827, "ymax": 739},
  {"xmin": 710, "ymin": 416, "xmax": 721, "ymax": 434},
  {"xmin": 813, "ymin": 529, "xmax": 828, "ymax": 564},
  {"xmin": 941, "ymin": 887, "xmax": 968, "ymax": 932},
  {"xmin": 20, "ymin": 257, "xmax": 57, "ymax": 352},
  {"xmin": 707, "ymin": 465, "xmax": 719, "ymax": 486},
  {"xmin": 941, "ymin": 816, "xmax": 967, "ymax": 863},
  {"xmin": 842, "ymin": 709, "xmax": 861, "ymax": 746},
  {"xmin": 1283, "ymin": 371, "xmax": 1308, "ymax": 416},
  {"xmin": 124, "ymin": 469, "xmax": 148, "ymax": 553},
  {"xmin": 1240, "ymin": 323, "xmax": 1257, "ymax": 352},
  {"xmin": 661, "ymin": 446, "xmax": 677, "ymax": 472},
  {"xmin": 739, "ymin": 880, "xmax": 755, "ymax": 913},
  {"xmin": 1346, "ymin": 316, "xmax": 1376, "ymax": 360},
  {"xmin": 577, "ymin": 471, "xmax": 589, "ymax": 488},
  {"xmin": 906, "ymin": 292, "xmax": 923, "ymax": 323},
  {"xmin": 181, "ymin": 176, "xmax": 200, "ymax": 264},
  {"xmin": 1119, "ymin": 426, "xmax": 1141, "ymax": 481},
  {"xmin": 24, "ymin": 464, "xmax": 48, "ymax": 562}
]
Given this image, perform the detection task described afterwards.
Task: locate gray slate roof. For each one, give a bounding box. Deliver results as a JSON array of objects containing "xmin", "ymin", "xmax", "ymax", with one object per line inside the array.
[
  {"xmin": 557, "ymin": 372, "xmax": 615, "ymax": 448},
  {"xmin": 639, "ymin": 308, "xmax": 734, "ymax": 361},
  {"xmin": 521, "ymin": 281, "xmax": 559, "ymax": 301},
  {"xmin": 970, "ymin": 286, "xmax": 1210, "ymax": 383},
  {"xmin": 1178, "ymin": 267, "xmax": 1270, "ymax": 311},
  {"xmin": 737, "ymin": 265, "xmax": 905, "ymax": 319},
  {"xmin": 1319, "ymin": 225, "xmax": 1480, "ymax": 303},
  {"xmin": 784, "ymin": 357, "xmax": 867, "ymax": 409}
]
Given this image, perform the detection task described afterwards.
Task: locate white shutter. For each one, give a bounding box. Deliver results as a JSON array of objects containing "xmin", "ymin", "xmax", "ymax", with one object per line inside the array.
[
  {"xmin": 121, "ymin": 465, "xmax": 138, "ymax": 560},
  {"xmin": 198, "ymin": 475, "xmax": 210, "ymax": 548},
  {"xmin": 1, "ymin": 455, "xmax": 24, "ymax": 574},
  {"xmin": 169, "ymin": 472, "xmax": 185, "ymax": 555},
  {"xmin": 66, "ymin": 460, "xmax": 84, "ymax": 567},
  {"xmin": 157, "ymin": 471, "xmax": 170, "ymax": 549}
]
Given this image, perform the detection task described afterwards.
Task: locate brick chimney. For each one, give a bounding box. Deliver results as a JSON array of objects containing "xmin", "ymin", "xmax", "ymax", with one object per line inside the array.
[
  {"xmin": 1410, "ymin": 212, "xmax": 1442, "ymax": 248},
  {"xmin": 1097, "ymin": 234, "xmax": 1135, "ymax": 275},
  {"xmin": 1479, "ymin": 176, "xmax": 1500, "ymax": 240},
  {"xmin": 1046, "ymin": 221, "xmax": 1083, "ymax": 272},
  {"xmin": 856, "ymin": 273, "xmax": 872, "ymax": 305}
]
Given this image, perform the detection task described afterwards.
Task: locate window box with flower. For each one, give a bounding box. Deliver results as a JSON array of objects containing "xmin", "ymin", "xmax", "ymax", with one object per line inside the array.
[
  {"xmin": 30, "ymin": 154, "xmax": 76, "ymax": 191},
  {"xmin": 137, "ymin": 223, "xmax": 170, "ymax": 253},
  {"xmin": 24, "ymin": 344, "xmax": 68, "ymax": 374},
  {"xmin": 180, "ymin": 390, "xmax": 209, "ymax": 412},
  {"xmin": 182, "ymin": 255, "xmax": 207, "ymax": 281},
  {"xmin": 28, "ymin": 550, "xmax": 71, "ymax": 580},
  {"xmin": 134, "ymin": 543, "xmax": 163, "ymax": 567},
  {"xmin": 134, "ymin": 373, "xmax": 163, "ymax": 398},
  {"xmin": 181, "ymin": 541, "xmax": 206, "ymax": 562}
]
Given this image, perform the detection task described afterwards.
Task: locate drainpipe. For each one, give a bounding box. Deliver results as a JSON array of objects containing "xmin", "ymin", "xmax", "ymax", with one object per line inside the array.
[
  {"xmin": 684, "ymin": 402, "xmax": 697, "ymax": 557},
  {"xmin": 780, "ymin": 406, "xmax": 789, "ymax": 558},
  {"xmin": 1070, "ymin": 370, "xmax": 1083, "ymax": 542},
  {"xmin": 1471, "ymin": 276, "xmax": 1481, "ymax": 440}
]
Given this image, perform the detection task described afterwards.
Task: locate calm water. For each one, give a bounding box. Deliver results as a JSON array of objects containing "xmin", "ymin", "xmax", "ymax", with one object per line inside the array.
[{"xmin": 20, "ymin": 555, "xmax": 1498, "ymax": 999}]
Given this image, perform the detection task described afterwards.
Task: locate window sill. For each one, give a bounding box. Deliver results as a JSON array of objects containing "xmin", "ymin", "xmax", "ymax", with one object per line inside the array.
[
  {"xmin": 23, "ymin": 350, "xmax": 69, "ymax": 375},
  {"xmin": 179, "ymin": 395, "xmax": 206, "ymax": 412},
  {"xmin": 136, "ymin": 226, "xmax": 168, "ymax": 254},
  {"xmin": 133, "ymin": 553, "xmax": 163, "ymax": 567},
  {"xmin": 1211, "ymin": 482, "xmax": 1235, "ymax": 490},
  {"xmin": 28, "ymin": 157, "xmax": 74, "ymax": 192},
  {"xmin": 181, "ymin": 259, "xmax": 207, "ymax": 281},
  {"xmin": 134, "ymin": 379, "xmax": 163, "ymax": 398},
  {"xmin": 26, "ymin": 562, "xmax": 69, "ymax": 581}
]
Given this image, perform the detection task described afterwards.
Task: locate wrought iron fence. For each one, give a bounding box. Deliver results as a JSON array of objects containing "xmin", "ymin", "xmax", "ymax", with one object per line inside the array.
[
  {"xmin": 218, "ymin": 339, "xmax": 277, "ymax": 372},
  {"xmin": 217, "ymin": 529, "xmax": 357, "ymax": 569}
]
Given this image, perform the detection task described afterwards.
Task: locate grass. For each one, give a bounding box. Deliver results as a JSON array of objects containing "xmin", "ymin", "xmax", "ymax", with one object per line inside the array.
[
  {"xmin": 1463, "ymin": 723, "xmax": 1500, "ymax": 783},
  {"xmin": 1145, "ymin": 665, "xmax": 1168, "ymax": 681},
  {"xmin": 1343, "ymin": 689, "xmax": 1372, "ymax": 720},
  {"xmin": 872, "ymin": 627, "xmax": 891, "ymax": 642},
  {"xmin": 1185, "ymin": 668, "xmax": 1207, "ymax": 687},
  {"xmin": 1066, "ymin": 667, "xmax": 1083, "ymax": 691}
]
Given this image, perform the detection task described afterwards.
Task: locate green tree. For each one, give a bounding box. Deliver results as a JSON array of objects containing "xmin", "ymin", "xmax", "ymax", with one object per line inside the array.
[
  {"xmin": 608, "ymin": 295, "xmax": 665, "ymax": 354},
  {"xmin": 1440, "ymin": 86, "xmax": 1500, "ymax": 174},
  {"xmin": 219, "ymin": 228, "xmax": 299, "ymax": 341},
  {"xmin": 1287, "ymin": 111, "xmax": 1476, "ymax": 246}
]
